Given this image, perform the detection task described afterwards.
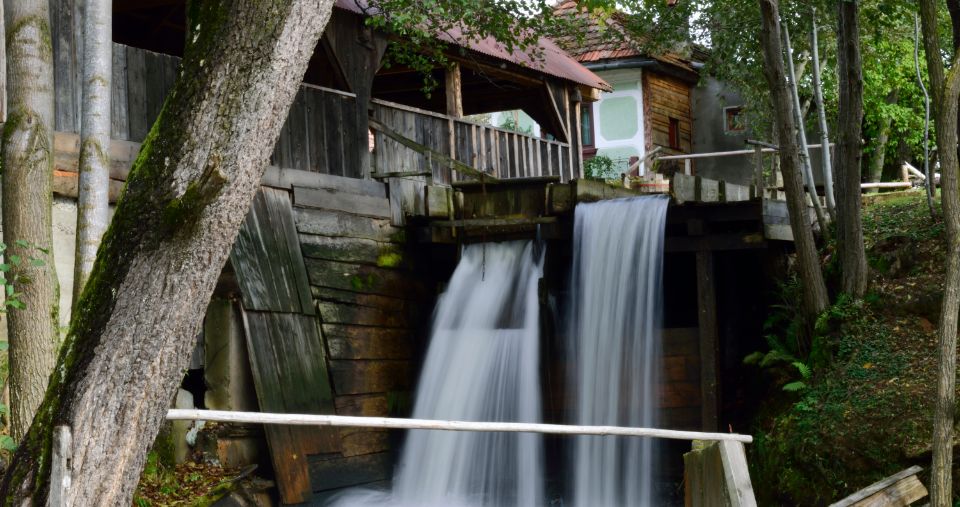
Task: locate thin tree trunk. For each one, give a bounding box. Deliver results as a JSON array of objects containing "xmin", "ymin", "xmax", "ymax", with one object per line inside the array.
[
  {"xmin": 866, "ymin": 90, "xmax": 897, "ymax": 193},
  {"xmin": 914, "ymin": 13, "xmax": 936, "ymax": 217},
  {"xmin": 920, "ymin": 1, "xmax": 960, "ymax": 505},
  {"xmin": 758, "ymin": 0, "xmax": 829, "ymax": 321},
  {"xmin": 783, "ymin": 23, "xmax": 829, "ymax": 230},
  {"xmin": 0, "ymin": 1, "xmax": 334, "ymax": 505},
  {"xmin": 73, "ymin": 0, "xmax": 112, "ymax": 304},
  {"xmin": 835, "ymin": 0, "xmax": 869, "ymax": 299},
  {"xmin": 2, "ymin": 0, "xmax": 61, "ymax": 442},
  {"xmin": 811, "ymin": 11, "xmax": 836, "ymax": 216}
]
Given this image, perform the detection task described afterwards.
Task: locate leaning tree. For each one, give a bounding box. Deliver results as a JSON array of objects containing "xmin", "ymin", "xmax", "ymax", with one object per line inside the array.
[{"xmin": 0, "ymin": 1, "xmax": 335, "ymax": 504}]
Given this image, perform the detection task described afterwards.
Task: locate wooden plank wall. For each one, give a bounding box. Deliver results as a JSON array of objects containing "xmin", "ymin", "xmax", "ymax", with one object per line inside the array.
[
  {"xmin": 52, "ymin": 36, "xmax": 365, "ymax": 177},
  {"xmin": 228, "ymin": 175, "xmax": 430, "ymax": 502},
  {"xmin": 660, "ymin": 327, "xmax": 702, "ymax": 431},
  {"xmin": 288, "ymin": 174, "xmax": 426, "ymax": 497},
  {"xmin": 643, "ymin": 71, "xmax": 693, "ymax": 154}
]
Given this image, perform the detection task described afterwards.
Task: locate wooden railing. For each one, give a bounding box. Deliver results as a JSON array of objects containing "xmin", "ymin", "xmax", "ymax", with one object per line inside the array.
[{"xmin": 370, "ymin": 99, "xmax": 579, "ymax": 184}]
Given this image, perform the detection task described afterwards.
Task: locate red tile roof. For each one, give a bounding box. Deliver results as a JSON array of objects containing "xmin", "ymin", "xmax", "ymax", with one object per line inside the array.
[
  {"xmin": 334, "ymin": 0, "xmax": 611, "ymax": 91},
  {"xmin": 552, "ymin": 0, "xmax": 698, "ymax": 75}
]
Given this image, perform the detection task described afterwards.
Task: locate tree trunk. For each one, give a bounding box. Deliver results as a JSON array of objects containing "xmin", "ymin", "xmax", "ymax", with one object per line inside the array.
[
  {"xmin": 0, "ymin": 1, "xmax": 334, "ymax": 505},
  {"xmin": 783, "ymin": 24, "xmax": 829, "ymax": 230},
  {"xmin": 73, "ymin": 0, "xmax": 112, "ymax": 304},
  {"xmin": 835, "ymin": 0, "xmax": 869, "ymax": 299},
  {"xmin": 810, "ymin": 11, "xmax": 836, "ymax": 216},
  {"xmin": 919, "ymin": 2, "xmax": 960, "ymax": 504},
  {"xmin": 757, "ymin": 0, "xmax": 829, "ymax": 320},
  {"xmin": 2, "ymin": 0, "xmax": 61, "ymax": 442},
  {"xmin": 866, "ymin": 90, "xmax": 898, "ymax": 192}
]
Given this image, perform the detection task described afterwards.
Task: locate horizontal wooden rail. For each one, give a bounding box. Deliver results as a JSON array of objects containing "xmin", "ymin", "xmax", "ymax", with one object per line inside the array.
[
  {"xmin": 657, "ymin": 143, "xmax": 833, "ymax": 161},
  {"xmin": 167, "ymin": 409, "xmax": 753, "ymax": 443}
]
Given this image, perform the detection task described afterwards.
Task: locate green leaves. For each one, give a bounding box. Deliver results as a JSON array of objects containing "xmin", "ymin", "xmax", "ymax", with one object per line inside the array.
[{"xmin": 0, "ymin": 239, "xmax": 50, "ymax": 314}]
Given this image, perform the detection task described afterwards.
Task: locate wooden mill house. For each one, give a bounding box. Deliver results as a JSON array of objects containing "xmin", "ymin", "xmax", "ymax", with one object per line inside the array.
[{"xmin": 34, "ymin": 0, "xmax": 616, "ymax": 503}]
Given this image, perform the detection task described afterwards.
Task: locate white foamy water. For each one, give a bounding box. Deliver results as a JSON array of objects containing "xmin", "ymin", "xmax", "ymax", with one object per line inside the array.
[
  {"xmin": 329, "ymin": 240, "xmax": 545, "ymax": 507},
  {"xmin": 567, "ymin": 196, "xmax": 669, "ymax": 507}
]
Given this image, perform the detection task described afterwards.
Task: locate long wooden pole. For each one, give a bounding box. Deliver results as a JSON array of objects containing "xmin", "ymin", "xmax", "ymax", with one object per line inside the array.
[{"xmin": 167, "ymin": 409, "xmax": 754, "ymax": 443}]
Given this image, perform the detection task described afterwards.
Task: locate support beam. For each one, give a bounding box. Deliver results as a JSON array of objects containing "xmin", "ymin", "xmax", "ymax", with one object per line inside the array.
[
  {"xmin": 696, "ymin": 250, "xmax": 719, "ymax": 432},
  {"xmin": 445, "ymin": 62, "xmax": 463, "ymax": 118}
]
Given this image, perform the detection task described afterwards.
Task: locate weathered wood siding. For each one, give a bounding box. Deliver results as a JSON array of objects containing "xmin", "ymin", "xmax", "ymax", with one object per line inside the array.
[
  {"xmin": 53, "ymin": 40, "xmax": 366, "ymax": 177},
  {"xmin": 372, "ymin": 99, "xmax": 577, "ymax": 183},
  {"xmin": 643, "ymin": 72, "xmax": 693, "ymax": 154},
  {"xmin": 292, "ymin": 174, "xmax": 424, "ymax": 497},
  {"xmin": 225, "ymin": 172, "xmax": 429, "ymax": 501},
  {"xmin": 660, "ymin": 327, "xmax": 702, "ymax": 431}
]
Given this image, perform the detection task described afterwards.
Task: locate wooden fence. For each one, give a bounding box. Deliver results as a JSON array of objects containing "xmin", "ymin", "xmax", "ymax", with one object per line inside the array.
[{"xmin": 371, "ymin": 99, "xmax": 579, "ymax": 183}]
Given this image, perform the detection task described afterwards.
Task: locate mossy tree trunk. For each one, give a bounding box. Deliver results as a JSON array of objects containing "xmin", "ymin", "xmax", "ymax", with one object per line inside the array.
[
  {"xmin": 2, "ymin": 0, "xmax": 61, "ymax": 442},
  {"xmin": 72, "ymin": 0, "xmax": 112, "ymax": 304},
  {"xmin": 0, "ymin": 1, "xmax": 334, "ymax": 505},
  {"xmin": 757, "ymin": 0, "xmax": 829, "ymax": 322},
  {"xmin": 835, "ymin": 0, "xmax": 869, "ymax": 299},
  {"xmin": 919, "ymin": 2, "xmax": 960, "ymax": 505}
]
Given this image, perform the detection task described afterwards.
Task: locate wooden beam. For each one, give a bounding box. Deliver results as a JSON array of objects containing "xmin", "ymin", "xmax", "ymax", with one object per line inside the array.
[
  {"xmin": 829, "ymin": 466, "xmax": 926, "ymax": 507},
  {"xmin": 431, "ymin": 217, "xmax": 557, "ymax": 228},
  {"xmin": 696, "ymin": 250, "xmax": 719, "ymax": 432},
  {"xmin": 445, "ymin": 62, "xmax": 463, "ymax": 118}
]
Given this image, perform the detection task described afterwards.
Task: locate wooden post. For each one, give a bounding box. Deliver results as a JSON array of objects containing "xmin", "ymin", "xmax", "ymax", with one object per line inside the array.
[
  {"xmin": 49, "ymin": 425, "xmax": 73, "ymax": 507},
  {"xmin": 445, "ymin": 62, "xmax": 462, "ymax": 118},
  {"xmin": 754, "ymin": 144, "xmax": 764, "ymax": 193},
  {"xmin": 696, "ymin": 249, "xmax": 719, "ymax": 432},
  {"xmin": 685, "ymin": 158, "xmax": 693, "ymax": 175}
]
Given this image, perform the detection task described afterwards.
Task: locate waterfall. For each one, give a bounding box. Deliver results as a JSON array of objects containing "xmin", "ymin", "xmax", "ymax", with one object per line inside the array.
[
  {"xmin": 567, "ymin": 196, "xmax": 670, "ymax": 507},
  {"xmin": 329, "ymin": 240, "xmax": 545, "ymax": 507}
]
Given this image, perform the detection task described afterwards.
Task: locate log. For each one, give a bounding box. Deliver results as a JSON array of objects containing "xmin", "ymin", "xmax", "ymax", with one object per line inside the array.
[
  {"xmin": 860, "ymin": 182, "xmax": 913, "ymax": 190},
  {"xmin": 167, "ymin": 409, "xmax": 754, "ymax": 443}
]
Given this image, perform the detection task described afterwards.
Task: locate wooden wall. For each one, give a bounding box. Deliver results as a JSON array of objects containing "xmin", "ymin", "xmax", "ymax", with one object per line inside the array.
[
  {"xmin": 660, "ymin": 327, "xmax": 702, "ymax": 430},
  {"xmin": 643, "ymin": 72, "xmax": 693, "ymax": 155},
  {"xmin": 228, "ymin": 171, "xmax": 431, "ymax": 503}
]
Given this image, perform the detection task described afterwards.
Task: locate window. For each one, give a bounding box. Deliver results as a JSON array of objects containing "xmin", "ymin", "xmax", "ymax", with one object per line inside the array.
[
  {"xmin": 581, "ymin": 106, "xmax": 596, "ymax": 150},
  {"xmin": 668, "ymin": 117, "xmax": 681, "ymax": 150},
  {"xmin": 724, "ymin": 106, "xmax": 747, "ymax": 134}
]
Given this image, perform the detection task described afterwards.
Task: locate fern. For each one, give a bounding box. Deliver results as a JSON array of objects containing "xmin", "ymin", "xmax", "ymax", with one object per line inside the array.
[
  {"xmin": 792, "ymin": 361, "xmax": 812, "ymax": 379},
  {"xmin": 782, "ymin": 381, "xmax": 807, "ymax": 392}
]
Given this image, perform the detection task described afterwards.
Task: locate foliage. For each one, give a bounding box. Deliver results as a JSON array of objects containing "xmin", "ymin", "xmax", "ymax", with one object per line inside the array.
[
  {"xmin": 750, "ymin": 193, "xmax": 947, "ymax": 503},
  {"xmin": 583, "ymin": 155, "xmax": 618, "ymax": 180},
  {"xmin": 498, "ymin": 115, "xmax": 534, "ymax": 135},
  {"xmin": 0, "ymin": 240, "xmax": 47, "ymax": 312}
]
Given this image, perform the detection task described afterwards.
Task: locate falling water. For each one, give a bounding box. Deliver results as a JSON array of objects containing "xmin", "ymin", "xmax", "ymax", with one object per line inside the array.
[
  {"xmin": 329, "ymin": 240, "xmax": 545, "ymax": 507},
  {"xmin": 567, "ymin": 195, "xmax": 669, "ymax": 507}
]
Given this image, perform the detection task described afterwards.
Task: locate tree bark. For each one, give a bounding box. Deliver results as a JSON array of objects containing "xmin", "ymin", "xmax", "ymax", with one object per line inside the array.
[
  {"xmin": 0, "ymin": 1, "xmax": 334, "ymax": 505},
  {"xmin": 920, "ymin": 1, "xmax": 960, "ymax": 505},
  {"xmin": 810, "ymin": 11, "xmax": 836, "ymax": 216},
  {"xmin": 73, "ymin": 0, "xmax": 112, "ymax": 305},
  {"xmin": 757, "ymin": 0, "xmax": 829, "ymax": 321},
  {"xmin": 835, "ymin": 0, "xmax": 868, "ymax": 299},
  {"xmin": 866, "ymin": 90, "xmax": 898, "ymax": 191},
  {"xmin": 2, "ymin": 0, "xmax": 61, "ymax": 442}
]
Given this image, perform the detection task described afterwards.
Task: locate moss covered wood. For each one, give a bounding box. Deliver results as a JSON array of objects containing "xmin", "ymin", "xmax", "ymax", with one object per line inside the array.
[
  {"xmin": 0, "ymin": 1, "xmax": 335, "ymax": 505},
  {"xmin": 2, "ymin": 0, "xmax": 61, "ymax": 442},
  {"xmin": 72, "ymin": 0, "xmax": 112, "ymax": 305}
]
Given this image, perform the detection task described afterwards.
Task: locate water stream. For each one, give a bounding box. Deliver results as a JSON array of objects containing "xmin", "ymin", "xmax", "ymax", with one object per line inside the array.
[
  {"xmin": 330, "ymin": 240, "xmax": 545, "ymax": 507},
  {"xmin": 566, "ymin": 195, "xmax": 670, "ymax": 507}
]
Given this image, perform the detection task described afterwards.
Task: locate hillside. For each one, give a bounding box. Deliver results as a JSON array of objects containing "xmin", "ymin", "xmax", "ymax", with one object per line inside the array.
[{"xmin": 750, "ymin": 191, "xmax": 950, "ymax": 504}]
